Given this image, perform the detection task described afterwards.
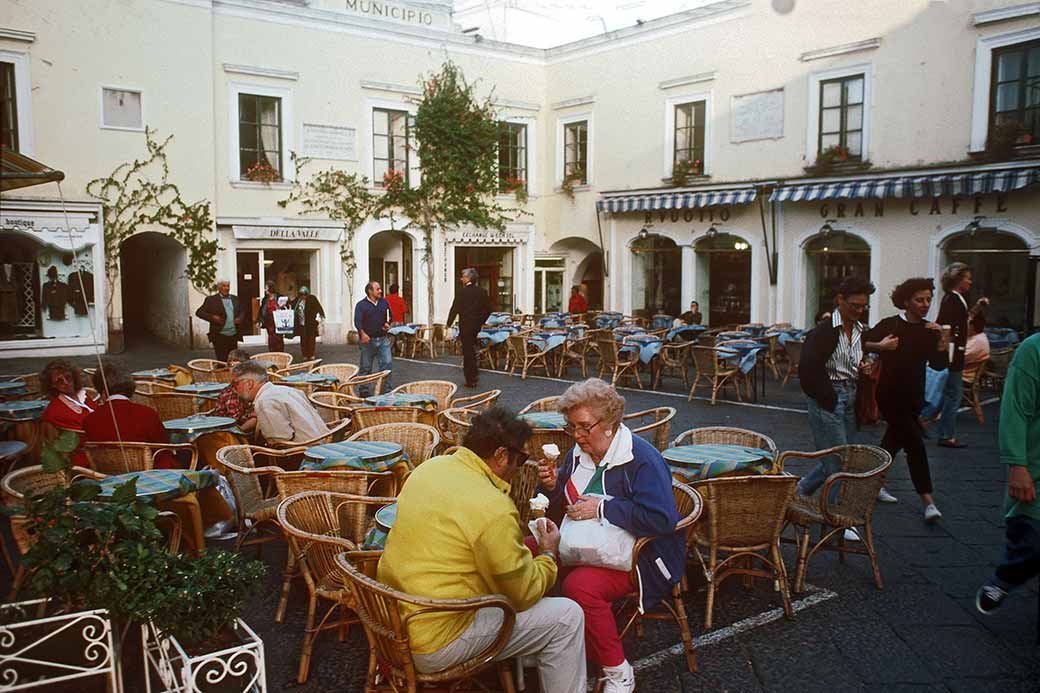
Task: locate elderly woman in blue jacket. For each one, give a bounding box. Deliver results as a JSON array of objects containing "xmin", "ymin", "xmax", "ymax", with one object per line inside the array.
[{"xmin": 539, "ymin": 378, "xmax": 681, "ymax": 693}]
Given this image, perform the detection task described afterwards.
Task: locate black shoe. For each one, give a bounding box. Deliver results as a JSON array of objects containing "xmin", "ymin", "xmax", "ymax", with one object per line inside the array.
[
  {"xmin": 938, "ymin": 439, "xmax": 967, "ymax": 449},
  {"xmin": 976, "ymin": 583, "xmax": 1008, "ymax": 615}
]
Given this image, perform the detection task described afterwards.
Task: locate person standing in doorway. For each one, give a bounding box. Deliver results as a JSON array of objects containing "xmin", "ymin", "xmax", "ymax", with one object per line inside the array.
[
  {"xmin": 257, "ymin": 281, "xmax": 286, "ymax": 352},
  {"xmin": 386, "ymin": 283, "xmax": 408, "ymax": 325},
  {"xmin": 354, "ymin": 281, "xmax": 393, "ymax": 395},
  {"xmin": 195, "ymin": 279, "xmax": 246, "ymax": 362},
  {"xmin": 864, "ymin": 277, "xmax": 950, "ymax": 523},
  {"xmin": 293, "ymin": 286, "xmax": 325, "ymax": 361},
  {"xmin": 567, "ymin": 285, "xmax": 587, "ymax": 314},
  {"xmin": 446, "ymin": 268, "xmax": 492, "ymax": 389}
]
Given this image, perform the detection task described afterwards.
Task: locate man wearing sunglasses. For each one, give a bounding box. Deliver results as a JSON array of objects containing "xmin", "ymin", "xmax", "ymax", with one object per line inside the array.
[{"xmin": 378, "ymin": 408, "xmax": 587, "ymax": 693}]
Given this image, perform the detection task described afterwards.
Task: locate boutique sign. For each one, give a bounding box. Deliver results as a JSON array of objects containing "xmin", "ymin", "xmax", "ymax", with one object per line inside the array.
[{"xmin": 343, "ymin": 0, "xmax": 435, "ymax": 26}]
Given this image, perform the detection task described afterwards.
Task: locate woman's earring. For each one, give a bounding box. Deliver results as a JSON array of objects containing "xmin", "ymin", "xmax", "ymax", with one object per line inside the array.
[{"xmin": 605, "ymin": 430, "xmax": 613, "ymax": 437}]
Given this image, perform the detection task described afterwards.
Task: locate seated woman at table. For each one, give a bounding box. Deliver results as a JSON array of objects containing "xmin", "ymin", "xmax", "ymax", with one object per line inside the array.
[
  {"xmin": 539, "ymin": 378, "xmax": 681, "ymax": 693},
  {"xmin": 40, "ymin": 359, "xmax": 96, "ymax": 431},
  {"xmin": 962, "ymin": 311, "xmax": 990, "ymax": 384},
  {"xmin": 83, "ymin": 362, "xmax": 177, "ymax": 468},
  {"xmin": 210, "ymin": 349, "xmax": 257, "ymax": 434}
]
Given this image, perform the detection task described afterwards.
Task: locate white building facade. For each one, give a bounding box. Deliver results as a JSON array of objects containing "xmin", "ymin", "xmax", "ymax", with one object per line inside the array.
[{"xmin": 2, "ymin": 0, "xmax": 1038, "ymax": 356}]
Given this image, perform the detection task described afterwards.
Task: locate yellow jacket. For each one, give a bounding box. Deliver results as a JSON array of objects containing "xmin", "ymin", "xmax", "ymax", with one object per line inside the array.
[{"xmin": 377, "ymin": 447, "xmax": 557, "ymax": 654}]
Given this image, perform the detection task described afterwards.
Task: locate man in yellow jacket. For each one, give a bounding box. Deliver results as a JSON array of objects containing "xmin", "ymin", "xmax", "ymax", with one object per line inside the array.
[{"xmin": 378, "ymin": 408, "xmax": 587, "ymax": 692}]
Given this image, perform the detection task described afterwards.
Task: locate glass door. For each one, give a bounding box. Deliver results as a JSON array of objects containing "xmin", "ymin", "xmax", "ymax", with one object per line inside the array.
[
  {"xmin": 236, "ymin": 251, "xmax": 260, "ymax": 335},
  {"xmin": 534, "ymin": 258, "xmax": 565, "ymax": 313}
]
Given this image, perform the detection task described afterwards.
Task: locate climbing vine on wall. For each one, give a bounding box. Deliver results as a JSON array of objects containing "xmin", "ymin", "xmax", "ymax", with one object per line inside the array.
[{"xmin": 86, "ymin": 128, "xmax": 218, "ymax": 316}]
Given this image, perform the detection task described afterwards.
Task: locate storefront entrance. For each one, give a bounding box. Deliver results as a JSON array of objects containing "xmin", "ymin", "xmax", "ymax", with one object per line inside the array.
[
  {"xmin": 944, "ymin": 228, "xmax": 1035, "ymax": 331},
  {"xmin": 120, "ymin": 232, "xmax": 190, "ymax": 347},
  {"xmin": 631, "ymin": 235, "xmax": 681, "ymax": 317},
  {"xmin": 454, "ymin": 246, "xmax": 515, "ymax": 312},
  {"xmin": 695, "ymin": 233, "xmax": 751, "ymax": 327},
  {"xmin": 804, "ymin": 232, "xmax": 871, "ymax": 325},
  {"xmin": 534, "ymin": 258, "xmax": 565, "ymax": 313},
  {"xmin": 368, "ymin": 231, "xmax": 413, "ymax": 321},
  {"xmin": 235, "ymin": 248, "xmax": 316, "ymax": 336}
]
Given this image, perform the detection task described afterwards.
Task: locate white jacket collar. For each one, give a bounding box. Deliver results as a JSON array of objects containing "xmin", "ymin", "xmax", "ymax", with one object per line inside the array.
[{"xmin": 573, "ymin": 423, "xmax": 634, "ymax": 471}]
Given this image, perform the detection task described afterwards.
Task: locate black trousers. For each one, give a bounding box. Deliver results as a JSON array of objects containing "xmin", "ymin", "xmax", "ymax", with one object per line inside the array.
[
  {"xmin": 461, "ymin": 329, "xmax": 480, "ymax": 384},
  {"xmin": 994, "ymin": 516, "xmax": 1040, "ymax": 590},
  {"xmin": 300, "ymin": 331, "xmax": 317, "ymax": 360},
  {"xmin": 212, "ymin": 334, "xmax": 239, "ymax": 363},
  {"xmin": 879, "ymin": 402, "xmax": 932, "ymax": 495}
]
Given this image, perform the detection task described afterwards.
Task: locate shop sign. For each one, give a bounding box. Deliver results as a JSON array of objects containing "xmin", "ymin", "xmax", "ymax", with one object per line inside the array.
[
  {"xmin": 2, "ymin": 214, "xmax": 95, "ymax": 250},
  {"xmin": 445, "ymin": 229, "xmax": 529, "ymax": 245},
  {"xmin": 302, "ymin": 123, "xmax": 356, "ymax": 161},
  {"xmin": 817, "ymin": 194, "xmax": 1009, "ymax": 219},
  {"xmin": 642, "ymin": 207, "xmax": 733, "ymax": 225},
  {"xmin": 232, "ymin": 225, "xmax": 342, "ymax": 242},
  {"xmin": 343, "ymin": 0, "xmax": 435, "ymax": 25}
]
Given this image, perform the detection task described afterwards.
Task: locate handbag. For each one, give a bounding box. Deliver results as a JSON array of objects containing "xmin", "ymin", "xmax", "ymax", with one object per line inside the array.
[
  {"xmin": 273, "ymin": 308, "xmax": 295, "ymax": 335},
  {"xmin": 558, "ymin": 507, "xmax": 637, "ymax": 571}
]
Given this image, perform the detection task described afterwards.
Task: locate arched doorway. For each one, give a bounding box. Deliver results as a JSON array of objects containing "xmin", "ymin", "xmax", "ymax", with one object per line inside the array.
[
  {"xmin": 695, "ymin": 233, "xmax": 751, "ymax": 327},
  {"xmin": 368, "ymin": 230, "xmax": 413, "ymax": 321},
  {"xmin": 120, "ymin": 232, "xmax": 190, "ymax": 347},
  {"xmin": 547, "ymin": 237, "xmax": 605, "ymax": 312},
  {"xmin": 944, "ymin": 228, "xmax": 1034, "ymax": 330},
  {"xmin": 574, "ymin": 251, "xmax": 604, "ymax": 310},
  {"xmin": 805, "ymin": 232, "xmax": 871, "ymax": 325},
  {"xmin": 631, "ymin": 235, "xmax": 681, "ymax": 317}
]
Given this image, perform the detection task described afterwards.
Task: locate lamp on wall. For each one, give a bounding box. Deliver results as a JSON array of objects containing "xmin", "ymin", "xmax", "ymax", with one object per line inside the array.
[
  {"xmin": 705, "ymin": 225, "xmax": 719, "ymax": 239},
  {"xmin": 965, "ymin": 215, "xmax": 985, "ymax": 238},
  {"xmin": 638, "ymin": 227, "xmax": 650, "ymax": 240},
  {"xmin": 819, "ymin": 220, "xmax": 837, "ymax": 237}
]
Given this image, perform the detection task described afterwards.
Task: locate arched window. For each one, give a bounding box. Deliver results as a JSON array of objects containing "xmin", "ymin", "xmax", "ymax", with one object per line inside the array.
[
  {"xmin": 631, "ymin": 235, "xmax": 681, "ymax": 317},
  {"xmin": 945, "ymin": 228, "xmax": 1031, "ymax": 330},
  {"xmin": 695, "ymin": 233, "xmax": 750, "ymax": 327},
  {"xmin": 804, "ymin": 232, "xmax": 870, "ymax": 325}
]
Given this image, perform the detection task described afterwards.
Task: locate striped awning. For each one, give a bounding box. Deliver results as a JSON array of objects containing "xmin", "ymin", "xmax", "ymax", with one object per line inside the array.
[
  {"xmin": 597, "ymin": 187, "xmax": 757, "ymax": 213},
  {"xmin": 769, "ymin": 166, "xmax": 1040, "ymax": 202}
]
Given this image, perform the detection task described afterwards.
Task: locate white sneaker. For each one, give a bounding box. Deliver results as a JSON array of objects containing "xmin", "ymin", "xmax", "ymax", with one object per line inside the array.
[
  {"xmin": 843, "ymin": 528, "xmax": 860, "ymax": 542},
  {"xmin": 877, "ymin": 488, "xmax": 898, "ymax": 503},
  {"xmin": 924, "ymin": 503, "xmax": 942, "ymax": 523},
  {"xmin": 601, "ymin": 660, "xmax": 635, "ymax": 693}
]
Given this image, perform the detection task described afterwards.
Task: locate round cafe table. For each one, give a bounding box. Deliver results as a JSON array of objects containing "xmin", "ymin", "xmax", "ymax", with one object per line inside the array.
[
  {"xmin": 282, "ymin": 372, "xmax": 339, "ymax": 388},
  {"xmin": 663, "ymin": 444, "xmax": 774, "ymax": 483},
  {"xmin": 0, "ymin": 399, "xmax": 48, "ymax": 422},
  {"xmin": 519, "ymin": 411, "xmax": 566, "ymax": 429},
  {"xmin": 174, "ymin": 382, "xmax": 227, "ymax": 396},
  {"xmin": 363, "ymin": 393, "xmax": 438, "ymax": 411},
  {"xmin": 132, "ymin": 368, "xmax": 177, "ymax": 382},
  {"xmin": 302, "ymin": 440, "xmax": 406, "ymax": 473},
  {"xmin": 362, "ymin": 502, "xmax": 398, "ymax": 550},
  {"xmin": 0, "ymin": 381, "xmax": 28, "ymax": 398},
  {"xmin": 163, "ymin": 415, "xmax": 236, "ymax": 444}
]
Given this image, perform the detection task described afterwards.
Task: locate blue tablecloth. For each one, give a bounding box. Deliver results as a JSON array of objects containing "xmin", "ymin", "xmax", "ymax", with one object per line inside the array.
[
  {"xmin": 667, "ymin": 324, "xmax": 707, "ymax": 341},
  {"xmin": 91, "ymin": 469, "xmax": 221, "ymax": 503},
  {"xmin": 0, "ymin": 381, "xmax": 28, "ymax": 396},
  {"xmin": 651, "ymin": 315, "xmax": 674, "ymax": 330},
  {"xmin": 478, "ymin": 327, "xmax": 515, "ymax": 345},
  {"xmin": 528, "ymin": 332, "xmax": 568, "ymax": 352},
  {"xmin": 776, "ymin": 331, "xmax": 806, "ymax": 344},
  {"xmin": 614, "ymin": 325, "xmax": 646, "ymax": 337},
  {"xmin": 539, "ymin": 318, "xmax": 567, "ymax": 329},
  {"xmin": 741, "ymin": 325, "xmax": 767, "ymax": 337},
  {"xmin": 486, "ymin": 313, "xmax": 514, "ymax": 326},
  {"xmin": 986, "ymin": 328, "xmax": 1020, "ymax": 349},
  {"xmin": 163, "ymin": 415, "xmax": 236, "ymax": 443},
  {"xmin": 174, "ymin": 382, "xmax": 227, "ymax": 396},
  {"xmin": 388, "ymin": 323, "xmax": 422, "ymax": 336},
  {"xmin": 624, "ymin": 334, "xmax": 664, "ymax": 364},
  {"xmin": 595, "ymin": 313, "xmax": 623, "ymax": 329},
  {"xmin": 519, "ymin": 411, "xmax": 567, "ymax": 429},
  {"xmin": 132, "ymin": 368, "xmax": 177, "ymax": 381},
  {"xmin": 0, "ymin": 399, "xmax": 48, "ymax": 421},
  {"xmin": 716, "ymin": 331, "xmax": 751, "ymax": 342},
  {"xmin": 717, "ymin": 340, "xmax": 765, "ymax": 374},
  {"xmin": 282, "ymin": 372, "xmax": 339, "ymax": 385},
  {"xmin": 302, "ymin": 440, "xmax": 405, "ymax": 472}
]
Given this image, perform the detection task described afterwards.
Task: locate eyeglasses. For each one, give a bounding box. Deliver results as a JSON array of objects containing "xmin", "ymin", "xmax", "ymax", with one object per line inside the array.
[
  {"xmin": 563, "ymin": 418, "xmax": 603, "ymax": 436},
  {"xmin": 845, "ymin": 302, "xmax": 869, "ymax": 312}
]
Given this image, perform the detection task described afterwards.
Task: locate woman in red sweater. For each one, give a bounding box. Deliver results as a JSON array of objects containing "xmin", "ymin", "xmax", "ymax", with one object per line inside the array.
[{"xmin": 39, "ymin": 360, "xmax": 95, "ymax": 431}]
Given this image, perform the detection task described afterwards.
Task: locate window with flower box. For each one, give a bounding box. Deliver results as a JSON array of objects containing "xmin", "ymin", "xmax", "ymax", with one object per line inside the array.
[
  {"xmin": 673, "ymin": 101, "xmax": 705, "ymax": 178},
  {"xmin": 1, "ymin": 61, "xmax": 18, "ymax": 151},
  {"xmin": 990, "ymin": 39, "xmax": 1040, "ymax": 146},
  {"xmin": 818, "ymin": 74, "xmax": 864, "ymax": 160},
  {"xmin": 373, "ymin": 108, "xmax": 415, "ymax": 187},
  {"xmin": 238, "ymin": 93, "xmax": 283, "ymax": 182},
  {"xmin": 563, "ymin": 120, "xmax": 588, "ymax": 185},
  {"xmin": 498, "ymin": 121, "xmax": 527, "ymax": 193}
]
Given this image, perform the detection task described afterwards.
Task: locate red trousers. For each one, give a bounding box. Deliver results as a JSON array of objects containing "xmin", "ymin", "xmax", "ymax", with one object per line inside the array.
[{"xmin": 524, "ymin": 537, "xmax": 631, "ymax": 667}]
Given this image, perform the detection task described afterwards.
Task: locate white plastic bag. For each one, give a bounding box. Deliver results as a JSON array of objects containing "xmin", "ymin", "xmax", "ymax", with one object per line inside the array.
[
  {"xmin": 273, "ymin": 308, "xmax": 295, "ymax": 335},
  {"xmin": 558, "ymin": 509, "xmax": 636, "ymax": 571}
]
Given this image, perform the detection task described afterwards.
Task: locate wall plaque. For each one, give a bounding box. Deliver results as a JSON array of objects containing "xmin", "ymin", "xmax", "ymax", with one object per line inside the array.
[
  {"xmin": 731, "ymin": 88, "xmax": 785, "ymax": 143},
  {"xmin": 302, "ymin": 123, "xmax": 357, "ymax": 161}
]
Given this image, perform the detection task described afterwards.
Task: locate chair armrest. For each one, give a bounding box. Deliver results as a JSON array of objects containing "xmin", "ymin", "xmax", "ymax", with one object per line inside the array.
[
  {"xmin": 775, "ymin": 447, "xmax": 841, "ymax": 474},
  {"xmin": 403, "ymin": 595, "xmax": 517, "ymax": 674},
  {"xmin": 818, "ymin": 467, "xmax": 889, "ymax": 522}
]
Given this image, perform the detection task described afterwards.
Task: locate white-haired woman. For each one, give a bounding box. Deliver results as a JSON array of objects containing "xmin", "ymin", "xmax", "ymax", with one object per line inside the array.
[{"xmin": 538, "ymin": 378, "xmax": 681, "ymax": 693}]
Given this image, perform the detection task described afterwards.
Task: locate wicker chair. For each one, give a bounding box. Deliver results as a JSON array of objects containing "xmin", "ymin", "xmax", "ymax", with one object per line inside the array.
[
  {"xmin": 671, "ymin": 426, "xmax": 779, "ymax": 469},
  {"xmin": 392, "ymin": 380, "xmax": 458, "ymax": 410},
  {"xmin": 689, "ymin": 475, "xmax": 797, "ymax": 629},
  {"xmin": 341, "ymin": 370, "xmax": 391, "ymax": 397},
  {"xmin": 80, "ymin": 441, "xmax": 198, "ymax": 475},
  {"xmin": 335, "ymin": 551, "xmax": 518, "ymax": 693},
  {"xmin": 509, "ymin": 460, "xmax": 540, "ymax": 527},
  {"xmin": 313, "ymin": 363, "xmax": 360, "ymax": 386},
  {"xmin": 623, "ymin": 407, "xmax": 676, "ymax": 451},
  {"xmin": 519, "ymin": 396, "xmax": 560, "ymax": 414},
  {"xmin": 351, "ymin": 406, "xmax": 435, "ymax": 431},
  {"xmin": 12, "ymin": 374, "xmax": 41, "ymax": 397},
  {"xmin": 983, "ymin": 346, "xmax": 1014, "ymax": 391},
  {"xmin": 437, "ymin": 407, "xmax": 480, "ymax": 450},
  {"xmin": 137, "ymin": 392, "xmax": 210, "ymax": 421},
  {"xmin": 557, "ymin": 335, "xmax": 591, "ymax": 379},
  {"xmin": 193, "ymin": 430, "xmax": 250, "ymax": 471},
  {"xmin": 526, "ymin": 428, "xmax": 574, "ymax": 460},
  {"xmin": 309, "ymin": 391, "xmax": 364, "ymax": 424},
  {"xmin": 781, "ymin": 339, "xmax": 804, "ymax": 386},
  {"xmin": 758, "ymin": 334, "xmax": 783, "ymax": 380},
  {"xmin": 187, "ymin": 359, "xmax": 232, "ymax": 383},
  {"xmin": 688, "ymin": 346, "xmax": 742, "ymax": 404},
  {"xmin": 651, "ymin": 341, "xmax": 692, "ymax": 390},
  {"xmin": 409, "ymin": 325, "xmax": 438, "ymax": 358},
  {"xmin": 133, "ymin": 381, "xmax": 177, "ymax": 395},
  {"xmin": 961, "ymin": 358, "xmax": 989, "ymax": 424},
  {"xmin": 214, "ymin": 445, "xmax": 303, "ymax": 551},
  {"xmin": 506, "ymin": 332, "xmax": 552, "ymax": 380},
  {"xmin": 266, "ymin": 418, "xmax": 352, "ymax": 450},
  {"xmin": 348, "ymin": 423, "xmax": 439, "ymax": 473},
  {"xmin": 448, "ymin": 389, "xmax": 501, "ymax": 411},
  {"xmin": 779, "ymin": 445, "xmax": 892, "ymax": 593},
  {"xmin": 595, "ymin": 337, "xmax": 642, "ymax": 389},
  {"xmin": 278, "ymin": 360, "xmax": 324, "ymax": 377},
  {"xmin": 605, "ymin": 482, "xmax": 703, "ymax": 680},
  {"xmin": 255, "ymin": 351, "xmax": 293, "ymax": 370}
]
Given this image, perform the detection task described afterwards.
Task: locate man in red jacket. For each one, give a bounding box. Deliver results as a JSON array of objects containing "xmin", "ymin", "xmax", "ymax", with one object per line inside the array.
[
  {"xmin": 567, "ymin": 285, "xmax": 587, "ymax": 314},
  {"xmin": 386, "ymin": 283, "xmax": 408, "ymax": 324},
  {"xmin": 83, "ymin": 363, "xmax": 177, "ymax": 468}
]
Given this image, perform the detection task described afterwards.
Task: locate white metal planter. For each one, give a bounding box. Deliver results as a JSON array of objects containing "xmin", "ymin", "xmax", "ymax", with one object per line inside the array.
[
  {"xmin": 141, "ymin": 618, "xmax": 266, "ymax": 693},
  {"xmin": 0, "ymin": 598, "xmax": 121, "ymax": 692}
]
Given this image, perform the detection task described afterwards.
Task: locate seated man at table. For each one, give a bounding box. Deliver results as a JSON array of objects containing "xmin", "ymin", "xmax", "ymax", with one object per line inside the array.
[
  {"xmin": 231, "ymin": 360, "xmax": 328, "ymax": 444},
  {"xmin": 378, "ymin": 408, "xmax": 587, "ymax": 693},
  {"xmin": 210, "ymin": 349, "xmax": 257, "ymax": 434},
  {"xmin": 83, "ymin": 362, "xmax": 177, "ymax": 468}
]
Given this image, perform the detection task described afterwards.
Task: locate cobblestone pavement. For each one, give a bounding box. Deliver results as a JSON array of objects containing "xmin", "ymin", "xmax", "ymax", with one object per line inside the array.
[{"xmin": 3, "ymin": 339, "xmax": 1037, "ymax": 692}]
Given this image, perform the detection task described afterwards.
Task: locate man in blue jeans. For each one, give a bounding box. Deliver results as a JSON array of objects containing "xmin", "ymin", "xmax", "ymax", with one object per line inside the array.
[
  {"xmin": 798, "ymin": 276, "xmax": 897, "ymax": 512},
  {"xmin": 354, "ymin": 281, "xmax": 393, "ymax": 396}
]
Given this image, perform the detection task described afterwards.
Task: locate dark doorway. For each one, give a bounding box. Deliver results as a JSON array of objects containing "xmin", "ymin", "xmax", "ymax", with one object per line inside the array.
[{"xmin": 120, "ymin": 233, "xmax": 190, "ymax": 347}]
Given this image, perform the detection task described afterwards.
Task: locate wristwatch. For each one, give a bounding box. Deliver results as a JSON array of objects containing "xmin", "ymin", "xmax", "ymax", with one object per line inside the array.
[{"xmin": 540, "ymin": 549, "xmax": 557, "ymax": 562}]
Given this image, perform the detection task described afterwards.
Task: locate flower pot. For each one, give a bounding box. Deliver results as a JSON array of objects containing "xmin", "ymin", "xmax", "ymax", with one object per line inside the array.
[
  {"xmin": 141, "ymin": 619, "xmax": 265, "ymax": 693},
  {"xmin": 0, "ymin": 598, "xmax": 122, "ymax": 691}
]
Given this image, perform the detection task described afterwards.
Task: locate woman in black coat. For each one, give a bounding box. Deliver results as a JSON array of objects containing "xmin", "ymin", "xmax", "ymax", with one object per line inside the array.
[{"xmin": 292, "ymin": 286, "xmax": 325, "ymax": 360}]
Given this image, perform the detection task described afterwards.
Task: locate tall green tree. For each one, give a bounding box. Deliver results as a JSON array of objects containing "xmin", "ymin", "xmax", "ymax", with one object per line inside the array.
[{"xmin": 378, "ymin": 61, "xmax": 514, "ymax": 328}]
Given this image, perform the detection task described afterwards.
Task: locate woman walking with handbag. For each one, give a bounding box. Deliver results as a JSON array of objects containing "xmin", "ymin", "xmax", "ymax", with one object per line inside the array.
[{"xmin": 257, "ymin": 281, "xmax": 286, "ymax": 352}]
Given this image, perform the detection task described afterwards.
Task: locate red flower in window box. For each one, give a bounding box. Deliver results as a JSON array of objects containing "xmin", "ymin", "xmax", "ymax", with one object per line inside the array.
[{"xmin": 243, "ymin": 160, "xmax": 280, "ymax": 184}]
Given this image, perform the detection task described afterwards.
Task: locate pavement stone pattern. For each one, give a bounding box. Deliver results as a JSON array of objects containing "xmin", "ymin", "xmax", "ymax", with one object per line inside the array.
[{"xmin": 2, "ymin": 338, "xmax": 1037, "ymax": 692}]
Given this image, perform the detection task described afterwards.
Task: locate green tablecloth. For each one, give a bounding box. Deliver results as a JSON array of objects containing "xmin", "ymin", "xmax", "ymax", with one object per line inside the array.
[
  {"xmin": 0, "ymin": 399, "xmax": 48, "ymax": 421},
  {"xmin": 301, "ymin": 440, "xmax": 405, "ymax": 472},
  {"xmin": 90, "ymin": 469, "xmax": 220, "ymax": 503},
  {"xmin": 363, "ymin": 393, "xmax": 438, "ymax": 412},
  {"xmin": 282, "ymin": 373, "xmax": 339, "ymax": 385},
  {"xmin": 663, "ymin": 443, "xmax": 773, "ymax": 482},
  {"xmin": 363, "ymin": 502, "xmax": 397, "ymax": 549},
  {"xmin": 519, "ymin": 411, "xmax": 566, "ymax": 429},
  {"xmin": 174, "ymin": 382, "xmax": 226, "ymax": 396}
]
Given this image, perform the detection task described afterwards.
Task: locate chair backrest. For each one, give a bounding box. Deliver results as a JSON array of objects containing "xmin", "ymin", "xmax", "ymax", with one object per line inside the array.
[
  {"xmin": 309, "ymin": 391, "xmax": 363, "ymax": 424},
  {"xmin": 437, "ymin": 407, "xmax": 480, "ymax": 448},
  {"xmin": 314, "ymin": 363, "xmax": 360, "ymax": 384},
  {"xmin": 392, "ymin": 380, "xmax": 458, "ymax": 410},
  {"xmin": 351, "ymin": 406, "xmax": 432, "ymax": 431},
  {"xmin": 507, "ymin": 333, "xmax": 529, "ymax": 359},
  {"xmin": 284, "ymin": 418, "xmax": 352, "ymax": 449},
  {"xmin": 255, "ymin": 352, "xmax": 293, "ymax": 370},
  {"xmin": 275, "ymin": 471, "xmax": 395, "ymax": 521},
  {"xmin": 526, "ymin": 428, "xmax": 574, "ymax": 459},
  {"xmin": 194, "ymin": 430, "xmax": 249, "ymax": 471},
  {"xmin": 134, "ymin": 381, "xmax": 177, "ymax": 395},
  {"xmin": 623, "ymin": 407, "xmax": 676, "ymax": 451},
  {"xmin": 595, "ymin": 337, "xmax": 620, "ymax": 367},
  {"xmin": 2, "ymin": 464, "xmax": 102, "ymax": 506},
  {"xmin": 509, "ymin": 460, "xmax": 540, "ymax": 526},
  {"xmin": 778, "ymin": 445, "xmax": 893, "ymax": 522},
  {"xmin": 988, "ymin": 347, "xmax": 1014, "ymax": 377},
  {"xmin": 691, "ymin": 346, "xmax": 726, "ymax": 374},
  {"xmin": 693, "ymin": 475, "xmax": 797, "ymax": 549},
  {"xmin": 782, "ymin": 339, "xmax": 804, "ymax": 363},
  {"xmin": 672, "ymin": 426, "xmax": 778, "ymax": 465},
  {"xmin": 81, "ymin": 441, "xmax": 198, "ymax": 475},
  {"xmin": 519, "ymin": 396, "xmax": 560, "ymax": 414},
  {"xmin": 138, "ymin": 392, "xmax": 206, "ymax": 421},
  {"xmin": 342, "ymin": 370, "xmax": 391, "ymax": 397},
  {"xmin": 348, "ymin": 423, "xmax": 440, "ymax": 469},
  {"xmin": 448, "ymin": 389, "xmax": 501, "ymax": 412},
  {"xmin": 277, "ymin": 491, "xmax": 357, "ymax": 591},
  {"xmin": 187, "ymin": 359, "xmax": 233, "ymax": 383},
  {"xmin": 215, "ymin": 445, "xmax": 284, "ymax": 516}
]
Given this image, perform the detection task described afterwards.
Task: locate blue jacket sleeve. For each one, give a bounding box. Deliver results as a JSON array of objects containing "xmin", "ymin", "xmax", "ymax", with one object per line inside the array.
[
  {"xmin": 602, "ymin": 448, "xmax": 678, "ymax": 537},
  {"xmin": 353, "ymin": 301, "xmax": 365, "ymax": 335}
]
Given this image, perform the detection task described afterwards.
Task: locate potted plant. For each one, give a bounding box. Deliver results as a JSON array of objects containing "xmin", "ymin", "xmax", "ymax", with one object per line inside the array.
[
  {"xmin": 671, "ymin": 158, "xmax": 703, "ymax": 187},
  {"xmin": 243, "ymin": 160, "xmax": 280, "ymax": 185},
  {"xmin": 561, "ymin": 167, "xmax": 586, "ymax": 200},
  {"xmin": 502, "ymin": 175, "xmax": 528, "ymax": 204}
]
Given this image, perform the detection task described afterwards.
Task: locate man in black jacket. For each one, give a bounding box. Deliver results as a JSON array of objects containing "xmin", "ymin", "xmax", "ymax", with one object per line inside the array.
[
  {"xmin": 195, "ymin": 279, "xmax": 247, "ymax": 362},
  {"xmin": 446, "ymin": 268, "xmax": 493, "ymax": 388}
]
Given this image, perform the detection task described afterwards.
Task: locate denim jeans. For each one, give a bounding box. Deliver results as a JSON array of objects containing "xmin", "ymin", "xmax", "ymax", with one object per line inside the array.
[
  {"xmin": 992, "ymin": 516, "xmax": 1040, "ymax": 591},
  {"xmin": 358, "ymin": 336, "xmax": 393, "ymax": 396},
  {"xmin": 799, "ymin": 382, "xmax": 856, "ymax": 499},
  {"xmin": 936, "ymin": 370, "xmax": 964, "ymax": 441}
]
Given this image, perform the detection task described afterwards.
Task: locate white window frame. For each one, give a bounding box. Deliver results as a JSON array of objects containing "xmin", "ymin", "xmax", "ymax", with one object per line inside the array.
[
  {"xmin": 0, "ymin": 49, "xmax": 34, "ymax": 155},
  {"xmin": 98, "ymin": 84, "xmax": 145, "ymax": 132},
  {"xmin": 555, "ymin": 112, "xmax": 594, "ymax": 187},
  {"xmin": 970, "ymin": 26, "xmax": 1040, "ymax": 152},
  {"xmin": 364, "ymin": 97, "xmax": 420, "ymax": 190},
  {"xmin": 228, "ymin": 81, "xmax": 294, "ymax": 184},
  {"xmin": 496, "ymin": 114, "xmax": 537, "ymax": 197},
  {"xmin": 805, "ymin": 63, "xmax": 872, "ymax": 165},
  {"xmin": 533, "ymin": 256, "xmax": 566, "ymax": 314},
  {"xmin": 662, "ymin": 91, "xmax": 712, "ymax": 179}
]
